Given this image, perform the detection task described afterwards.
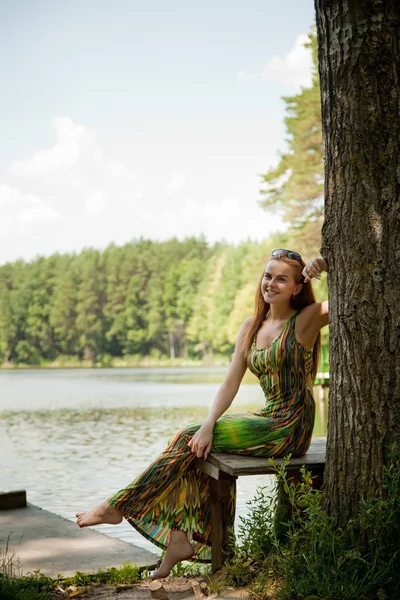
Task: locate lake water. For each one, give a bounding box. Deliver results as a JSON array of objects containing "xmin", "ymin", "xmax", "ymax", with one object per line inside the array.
[{"xmin": 0, "ymin": 367, "xmax": 328, "ymax": 557}]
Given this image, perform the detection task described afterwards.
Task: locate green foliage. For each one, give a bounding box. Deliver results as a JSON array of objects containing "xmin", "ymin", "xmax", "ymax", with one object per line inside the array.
[
  {"xmin": 0, "ymin": 276, "xmax": 15, "ymax": 362},
  {"xmin": 0, "ymin": 235, "xmax": 329, "ymax": 367},
  {"xmin": 187, "ymin": 248, "xmax": 229, "ymax": 356},
  {"xmin": 0, "ymin": 545, "xmax": 53, "ymax": 600},
  {"xmin": 0, "ymin": 572, "xmax": 53, "ymax": 600},
  {"xmin": 224, "ymin": 482, "xmax": 277, "ymax": 588},
  {"xmin": 57, "ymin": 562, "xmax": 141, "ymax": 586},
  {"xmin": 170, "ymin": 560, "xmax": 211, "ymax": 578},
  {"xmin": 0, "ymin": 543, "xmax": 141, "ymax": 599},
  {"xmin": 260, "ymin": 28, "xmax": 324, "ymax": 255},
  {"xmin": 50, "ymin": 260, "xmax": 79, "ymax": 355},
  {"xmin": 14, "ymin": 340, "xmax": 42, "ymax": 365},
  {"xmin": 75, "ymin": 249, "xmax": 107, "ymax": 361},
  {"xmin": 225, "ymin": 449, "xmax": 400, "ymax": 600}
]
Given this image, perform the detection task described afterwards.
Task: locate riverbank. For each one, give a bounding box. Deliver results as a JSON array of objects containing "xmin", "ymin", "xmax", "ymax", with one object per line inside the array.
[{"xmin": 0, "ymin": 356, "xmax": 230, "ymax": 370}]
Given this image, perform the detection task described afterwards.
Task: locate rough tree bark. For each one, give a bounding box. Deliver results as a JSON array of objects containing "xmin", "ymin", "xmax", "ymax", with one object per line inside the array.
[{"xmin": 314, "ymin": 0, "xmax": 400, "ymax": 524}]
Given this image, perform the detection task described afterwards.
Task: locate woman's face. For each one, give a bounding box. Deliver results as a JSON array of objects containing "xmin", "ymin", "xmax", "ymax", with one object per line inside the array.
[{"xmin": 261, "ymin": 259, "xmax": 302, "ymax": 305}]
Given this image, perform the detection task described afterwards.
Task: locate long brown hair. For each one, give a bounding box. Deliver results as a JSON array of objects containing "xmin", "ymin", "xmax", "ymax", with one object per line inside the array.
[{"xmin": 242, "ymin": 254, "xmax": 321, "ymax": 381}]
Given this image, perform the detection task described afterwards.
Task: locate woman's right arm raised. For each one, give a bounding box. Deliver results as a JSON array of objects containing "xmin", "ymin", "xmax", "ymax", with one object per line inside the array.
[{"xmin": 187, "ymin": 317, "xmax": 253, "ymax": 459}]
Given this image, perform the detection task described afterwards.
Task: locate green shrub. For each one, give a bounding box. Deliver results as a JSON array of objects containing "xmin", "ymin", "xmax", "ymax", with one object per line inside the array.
[
  {"xmin": 14, "ymin": 341, "xmax": 41, "ymax": 365},
  {"xmin": 0, "ymin": 543, "xmax": 52, "ymax": 599},
  {"xmin": 225, "ymin": 450, "xmax": 400, "ymax": 600},
  {"xmin": 0, "ymin": 572, "xmax": 53, "ymax": 600},
  {"xmin": 170, "ymin": 560, "xmax": 211, "ymax": 578},
  {"xmin": 224, "ymin": 484, "xmax": 276, "ymax": 587}
]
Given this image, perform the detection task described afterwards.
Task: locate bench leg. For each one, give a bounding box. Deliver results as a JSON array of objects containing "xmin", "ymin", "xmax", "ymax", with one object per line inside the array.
[
  {"xmin": 311, "ymin": 464, "xmax": 325, "ymax": 490},
  {"xmin": 210, "ymin": 473, "xmax": 236, "ymax": 573}
]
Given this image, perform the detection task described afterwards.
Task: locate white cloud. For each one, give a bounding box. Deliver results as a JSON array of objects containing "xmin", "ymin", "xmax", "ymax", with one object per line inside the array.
[
  {"xmin": 165, "ymin": 171, "xmax": 186, "ymax": 196},
  {"xmin": 4, "ymin": 116, "xmax": 141, "ymax": 226},
  {"xmin": 156, "ymin": 195, "xmax": 285, "ymax": 243},
  {"xmin": 10, "ymin": 118, "xmax": 86, "ymax": 177},
  {"xmin": 0, "ymin": 117, "xmax": 286, "ymax": 264},
  {"xmin": 0, "ymin": 183, "xmax": 41, "ymax": 206},
  {"xmin": 85, "ymin": 189, "xmax": 107, "ymax": 217},
  {"xmin": 0, "ymin": 116, "xmax": 147, "ymax": 256},
  {"xmin": 132, "ymin": 187, "xmax": 144, "ymax": 202},
  {"xmin": 207, "ymin": 172, "xmax": 224, "ymax": 188},
  {"xmin": 17, "ymin": 205, "xmax": 61, "ymax": 223},
  {"xmin": 0, "ymin": 183, "xmax": 61, "ymax": 240},
  {"xmin": 263, "ymin": 34, "xmax": 313, "ymax": 86},
  {"xmin": 238, "ymin": 34, "xmax": 313, "ymax": 89},
  {"xmin": 0, "ymin": 217, "xmax": 12, "ymax": 237},
  {"xmin": 9, "ymin": 117, "xmax": 138, "ymax": 187}
]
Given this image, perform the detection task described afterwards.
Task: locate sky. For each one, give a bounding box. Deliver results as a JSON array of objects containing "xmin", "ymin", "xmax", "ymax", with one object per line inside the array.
[{"xmin": 0, "ymin": 0, "xmax": 316, "ymax": 266}]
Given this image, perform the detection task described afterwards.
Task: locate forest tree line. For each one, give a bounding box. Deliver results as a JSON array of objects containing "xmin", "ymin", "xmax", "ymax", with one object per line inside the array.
[{"xmin": 0, "ymin": 233, "xmax": 327, "ymax": 366}]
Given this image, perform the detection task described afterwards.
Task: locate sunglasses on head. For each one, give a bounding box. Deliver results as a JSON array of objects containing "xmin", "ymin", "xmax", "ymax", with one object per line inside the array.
[{"xmin": 271, "ymin": 248, "xmax": 302, "ymax": 261}]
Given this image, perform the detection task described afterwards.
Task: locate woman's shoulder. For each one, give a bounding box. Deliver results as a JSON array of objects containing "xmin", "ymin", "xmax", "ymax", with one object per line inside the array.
[
  {"xmin": 243, "ymin": 316, "xmax": 254, "ymax": 327},
  {"xmin": 236, "ymin": 317, "xmax": 254, "ymax": 342}
]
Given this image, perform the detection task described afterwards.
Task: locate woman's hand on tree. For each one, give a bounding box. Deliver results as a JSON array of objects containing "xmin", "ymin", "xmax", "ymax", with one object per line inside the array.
[
  {"xmin": 302, "ymin": 257, "xmax": 327, "ymax": 283},
  {"xmin": 188, "ymin": 422, "xmax": 214, "ymax": 460}
]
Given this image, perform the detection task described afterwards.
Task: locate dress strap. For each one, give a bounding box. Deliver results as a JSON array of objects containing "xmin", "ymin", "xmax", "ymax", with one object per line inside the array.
[{"xmin": 252, "ymin": 309, "xmax": 298, "ymax": 351}]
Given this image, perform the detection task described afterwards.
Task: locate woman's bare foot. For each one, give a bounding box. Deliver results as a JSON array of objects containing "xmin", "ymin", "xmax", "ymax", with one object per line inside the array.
[
  {"xmin": 76, "ymin": 501, "xmax": 123, "ymax": 527},
  {"xmin": 151, "ymin": 530, "xmax": 194, "ymax": 579}
]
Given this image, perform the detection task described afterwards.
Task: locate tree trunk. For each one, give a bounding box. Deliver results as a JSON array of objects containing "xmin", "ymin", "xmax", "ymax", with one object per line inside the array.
[
  {"xmin": 314, "ymin": 0, "xmax": 400, "ymax": 524},
  {"xmin": 168, "ymin": 330, "xmax": 175, "ymax": 360}
]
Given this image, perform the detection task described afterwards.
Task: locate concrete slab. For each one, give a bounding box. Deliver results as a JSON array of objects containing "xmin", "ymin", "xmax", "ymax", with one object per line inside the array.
[{"xmin": 0, "ymin": 502, "xmax": 159, "ymax": 578}]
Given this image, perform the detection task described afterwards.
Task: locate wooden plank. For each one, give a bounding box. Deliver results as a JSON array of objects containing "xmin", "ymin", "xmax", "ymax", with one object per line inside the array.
[
  {"xmin": 0, "ymin": 490, "xmax": 27, "ymax": 510},
  {"xmin": 206, "ymin": 437, "xmax": 326, "ymax": 477},
  {"xmin": 193, "ymin": 457, "xmax": 220, "ymax": 480},
  {"xmin": 210, "ymin": 452, "xmax": 326, "ymax": 477}
]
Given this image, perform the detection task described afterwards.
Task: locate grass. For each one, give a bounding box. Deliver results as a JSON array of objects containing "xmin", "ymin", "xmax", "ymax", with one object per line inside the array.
[
  {"xmin": 55, "ymin": 562, "xmax": 142, "ymax": 587},
  {"xmin": 0, "ymin": 541, "xmax": 53, "ymax": 600}
]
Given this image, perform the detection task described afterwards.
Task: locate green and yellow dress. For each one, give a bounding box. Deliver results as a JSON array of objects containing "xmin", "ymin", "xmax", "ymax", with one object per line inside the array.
[{"xmin": 108, "ymin": 310, "xmax": 315, "ymax": 561}]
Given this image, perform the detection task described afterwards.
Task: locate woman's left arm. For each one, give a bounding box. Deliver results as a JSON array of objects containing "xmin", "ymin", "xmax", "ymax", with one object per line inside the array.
[
  {"xmin": 302, "ymin": 257, "xmax": 327, "ymax": 284},
  {"xmin": 295, "ymin": 257, "xmax": 329, "ymax": 346}
]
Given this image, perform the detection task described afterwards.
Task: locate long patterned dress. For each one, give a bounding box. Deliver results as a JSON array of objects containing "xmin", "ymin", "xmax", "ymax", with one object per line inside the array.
[{"xmin": 108, "ymin": 310, "xmax": 315, "ymax": 562}]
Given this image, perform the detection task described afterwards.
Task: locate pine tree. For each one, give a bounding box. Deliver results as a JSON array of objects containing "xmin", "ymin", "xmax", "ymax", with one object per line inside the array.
[
  {"xmin": 260, "ymin": 30, "xmax": 324, "ymax": 253},
  {"xmin": 0, "ymin": 267, "xmax": 15, "ymax": 362},
  {"xmin": 75, "ymin": 250, "xmax": 106, "ymax": 362},
  {"xmin": 50, "ymin": 258, "xmax": 79, "ymax": 356}
]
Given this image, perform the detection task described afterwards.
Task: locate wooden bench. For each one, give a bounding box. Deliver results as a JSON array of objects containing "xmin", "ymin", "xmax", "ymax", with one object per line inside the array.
[{"xmin": 193, "ymin": 437, "xmax": 326, "ymax": 572}]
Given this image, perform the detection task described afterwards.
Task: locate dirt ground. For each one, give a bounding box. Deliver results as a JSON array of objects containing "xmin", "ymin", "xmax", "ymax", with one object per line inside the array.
[{"xmin": 52, "ymin": 576, "xmax": 253, "ymax": 600}]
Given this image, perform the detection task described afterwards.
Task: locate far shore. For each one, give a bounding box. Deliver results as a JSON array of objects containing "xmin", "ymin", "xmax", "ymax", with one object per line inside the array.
[{"xmin": 0, "ymin": 356, "xmax": 231, "ymax": 370}]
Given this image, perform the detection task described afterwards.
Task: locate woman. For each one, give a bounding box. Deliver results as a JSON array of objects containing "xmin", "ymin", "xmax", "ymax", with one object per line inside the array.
[{"xmin": 76, "ymin": 249, "xmax": 329, "ymax": 578}]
